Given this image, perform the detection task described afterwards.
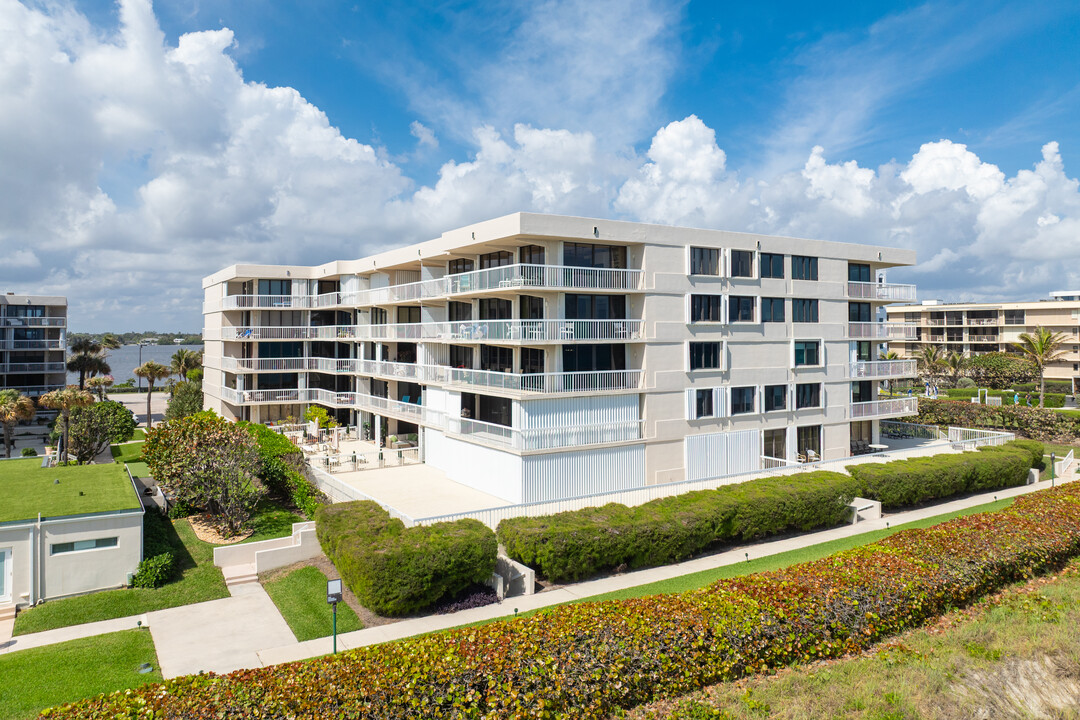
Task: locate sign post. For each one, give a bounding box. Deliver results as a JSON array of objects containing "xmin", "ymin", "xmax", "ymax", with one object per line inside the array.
[{"xmin": 327, "ymin": 578, "xmax": 343, "ymax": 654}]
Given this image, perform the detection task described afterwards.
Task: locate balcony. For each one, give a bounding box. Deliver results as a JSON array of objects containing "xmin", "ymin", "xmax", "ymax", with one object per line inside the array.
[
  {"xmin": 0, "ymin": 362, "xmax": 67, "ymax": 374},
  {"xmin": 0, "ymin": 317, "xmax": 66, "ymax": 327},
  {"xmin": 967, "ymin": 318, "xmax": 1000, "ymax": 326},
  {"xmin": 445, "ymin": 417, "xmax": 643, "ymax": 451},
  {"xmin": 848, "ymin": 360, "xmax": 918, "ymax": 379},
  {"xmin": 967, "ymin": 335, "xmax": 1000, "ymax": 344},
  {"xmin": 850, "ymin": 397, "xmax": 919, "ymax": 419},
  {"xmin": 356, "ymin": 319, "xmax": 644, "ymax": 343},
  {"xmin": 0, "ymin": 339, "xmax": 65, "ymax": 350},
  {"xmin": 2, "ymin": 385, "xmax": 61, "ymax": 397},
  {"xmin": 846, "ymin": 281, "xmax": 917, "ymax": 302},
  {"xmin": 847, "ymin": 322, "xmax": 917, "ymax": 340},
  {"xmin": 214, "ymin": 325, "xmax": 357, "ymax": 341}
]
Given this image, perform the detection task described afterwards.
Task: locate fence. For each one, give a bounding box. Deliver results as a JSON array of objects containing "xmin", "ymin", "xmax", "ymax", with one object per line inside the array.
[
  {"xmin": 1055, "ymin": 449, "xmax": 1075, "ymax": 477},
  {"xmin": 947, "ymin": 426, "xmax": 1014, "ymax": 448},
  {"xmin": 309, "ymin": 447, "xmax": 420, "ymax": 474},
  {"xmin": 307, "ymin": 466, "xmax": 418, "ymax": 525},
  {"xmin": 880, "ymin": 420, "xmax": 946, "ymax": 440}
]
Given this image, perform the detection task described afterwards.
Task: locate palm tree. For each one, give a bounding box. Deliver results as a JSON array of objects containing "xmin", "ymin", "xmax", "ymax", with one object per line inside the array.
[
  {"xmin": 879, "ymin": 349, "xmax": 901, "ymax": 361},
  {"xmin": 170, "ymin": 348, "xmax": 203, "ymax": 381},
  {"xmin": 40, "ymin": 387, "xmax": 93, "ymax": 463},
  {"xmin": 915, "ymin": 346, "xmax": 946, "ymax": 387},
  {"xmin": 100, "ymin": 334, "xmax": 122, "ymax": 351},
  {"xmin": 134, "ymin": 361, "xmax": 171, "ymax": 429},
  {"xmin": 1013, "ymin": 327, "xmax": 1069, "ymax": 407},
  {"xmin": 66, "ymin": 338, "xmax": 111, "ymax": 390},
  {"xmin": 87, "ymin": 375, "xmax": 115, "ymax": 401},
  {"xmin": 945, "ymin": 351, "xmax": 969, "ymax": 387},
  {"xmin": 0, "ymin": 389, "xmax": 36, "ymax": 458}
]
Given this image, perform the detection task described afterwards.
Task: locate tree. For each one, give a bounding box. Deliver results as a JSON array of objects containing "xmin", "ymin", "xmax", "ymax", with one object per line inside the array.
[
  {"xmin": 303, "ymin": 405, "xmax": 338, "ymax": 430},
  {"xmin": 87, "ymin": 374, "xmax": 115, "ymax": 401},
  {"xmin": 134, "ymin": 360, "xmax": 171, "ymax": 429},
  {"xmin": 166, "ymin": 380, "xmax": 204, "ymax": 422},
  {"xmin": 40, "ymin": 387, "xmax": 94, "ymax": 462},
  {"xmin": 66, "ymin": 341, "xmax": 112, "ymax": 390},
  {"xmin": 170, "ymin": 348, "xmax": 203, "ymax": 381},
  {"xmin": 944, "ymin": 351, "xmax": 969, "ymax": 387},
  {"xmin": 144, "ymin": 412, "xmax": 266, "ymax": 535},
  {"xmin": 968, "ymin": 351, "xmax": 1038, "ymax": 389},
  {"xmin": 1013, "ymin": 327, "xmax": 1069, "ymax": 408},
  {"xmin": 67, "ymin": 401, "xmax": 136, "ymax": 463},
  {"xmin": 915, "ymin": 346, "xmax": 946, "ymax": 385},
  {"xmin": 879, "ymin": 349, "xmax": 901, "ymax": 360},
  {"xmin": 0, "ymin": 390, "xmax": 35, "ymax": 459},
  {"xmin": 100, "ymin": 334, "xmax": 122, "ymax": 351}
]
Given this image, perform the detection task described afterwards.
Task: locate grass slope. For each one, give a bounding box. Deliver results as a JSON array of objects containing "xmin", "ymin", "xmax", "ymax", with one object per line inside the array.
[
  {"xmin": 264, "ymin": 566, "xmax": 363, "ymax": 642},
  {"xmin": 0, "ymin": 630, "xmax": 162, "ymax": 720},
  {"xmin": 0, "ymin": 459, "xmax": 140, "ymax": 523},
  {"xmin": 110, "ymin": 441, "xmax": 145, "ymax": 465}
]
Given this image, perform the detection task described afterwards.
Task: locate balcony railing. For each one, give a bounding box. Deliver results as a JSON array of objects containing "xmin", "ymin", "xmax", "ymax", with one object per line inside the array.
[
  {"xmin": 0, "ymin": 339, "xmax": 65, "ymax": 350},
  {"xmin": 2, "ymin": 385, "xmax": 61, "ymax": 396},
  {"xmin": 216, "ymin": 325, "xmax": 357, "ymax": 341},
  {"xmin": 0, "ymin": 362, "xmax": 67, "ymax": 374},
  {"xmin": 0, "ymin": 317, "xmax": 66, "ymax": 327},
  {"xmin": 968, "ymin": 335, "xmax": 1000, "ymax": 343},
  {"xmin": 446, "ymin": 417, "xmax": 643, "ymax": 451},
  {"xmin": 847, "ymin": 322, "xmax": 917, "ymax": 340},
  {"xmin": 848, "ymin": 360, "xmax": 918, "ymax": 379},
  {"xmin": 846, "ymin": 281, "xmax": 917, "ymax": 302},
  {"xmin": 850, "ymin": 397, "xmax": 919, "ymax": 419},
  {"xmin": 356, "ymin": 319, "xmax": 644, "ymax": 343},
  {"xmin": 967, "ymin": 318, "xmax": 999, "ymax": 326},
  {"xmin": 926, "ymin": 318, "xmax": 945, "ymax": 326}
]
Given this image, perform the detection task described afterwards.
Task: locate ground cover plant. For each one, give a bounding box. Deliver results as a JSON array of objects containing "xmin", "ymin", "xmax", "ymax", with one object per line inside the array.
[
  {"xmin": 316, "ymin": 500, "xmax": 497, "ymax": 615},
  {"xmin": 0, "ymin": 458, "xmax": 140, "ymax": 523},
  {"xmin": 263, "ymin": 566, "xmax": 363, "ymax": 642},
  {"xmin": 500, "ymin": 442, "xmax": 1036, "ymax": 583},
  {"xmin": 0, "ymin": 629, "xmax": 162, "ymax": 720},
  {"xmin": 44, "ymin": 479, "xmax": 1080, "ymax": 719}
]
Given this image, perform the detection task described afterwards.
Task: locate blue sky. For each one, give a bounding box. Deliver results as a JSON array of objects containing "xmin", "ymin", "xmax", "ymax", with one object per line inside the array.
[{"xmin": 2, "ymin": 0, "xmax": 1080, "ymax": 330}]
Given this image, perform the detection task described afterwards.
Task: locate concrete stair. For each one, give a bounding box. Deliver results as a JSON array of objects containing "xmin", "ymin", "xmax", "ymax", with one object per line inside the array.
[
  {"xmin": 0, "ymin": 604, "xmax": 16, "ymax": 622},
  {"xmin": 222, "ymin": 563, "xmax": 258, "ymax": 588}
]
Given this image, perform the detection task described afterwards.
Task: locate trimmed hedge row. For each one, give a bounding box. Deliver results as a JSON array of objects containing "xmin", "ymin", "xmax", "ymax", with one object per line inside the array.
[
  {"xmin": 500, "ymin": 442, "xmax": 1038, "ymax": 582},
  {"xmin": 240, "ymin": 421, "xmax": 325, "ymax": 518},
  {"xmin": 315, "ymin": 501, "xmax": 497, "ymax": 616},
  {"xmin": 47, "ymin": 479, "xmax": 1080, "ymax": 719},
  {"xmin": 945, "ymin": 387, "xmax": 1066, "ymax": 408},
  {"xmin": 501, "ymin": 471, "xmax": 862, "ymax": 583}
]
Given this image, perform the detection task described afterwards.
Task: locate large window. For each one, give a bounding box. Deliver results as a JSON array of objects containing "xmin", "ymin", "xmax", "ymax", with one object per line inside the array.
[
  {"xmin": 521, "ymin": 347, "xmax": 545, "ymax": 373},
  {"xmin": 480, "ymin": 345, "xmax": 513, "ymax": 372},
  {"xmin": 689, "ymin": 342, "xmax": 722, "ymax": 370},
  {"xmin": 564, "ymin": 243, "xmax": 627, "ymax": 269},
  {"xmin": 449, "ymin": 345, "xmax": 473, "ymax": 369},
  {"xmin": 794, "ymin": 340, "xmax": 821, "ymax": 367},
  {"xmin": 730, "ymin": 250, "xmax": 754, "ymax": 278},
  {"xmin": 565, "ymin": 294, "xmax": 625, "ymax": 320},
  {"xmin": 761, "ymin": 252, "xmax": 784, "ymax": 279},
  {"xmin": 695, "ymin": 389, "xmax": 714, "ymax": 418},
  {"xmin": 258, "ymin": 279, "xmax": 291, "ymax": 296},
  {"xmin": 848, "ymin": 302, "xmax": 871, "ymax": 322},
  {"xmin": 763, "ymin": 428, "xmax": 786, "ymax": 460},
  {"xmin": 690, "ymin": 247, "xmax": 720, "ymax": 275},
  {"xmin": 792, "ymin": 256, "xmax": 818, "ymax": 281},
  {"xmin": 764, "ymin": 384, "xmax": 787, "ymax": 412},
  {"xmin": 397, "ymin": 306, "xmax": 420, "ymax": 324},
  {"xmin": 519, "ymin": 244, "xmax": 545, "ymax": 264},
  {"xmin": 520, "ymin": 295, "xmax": 544, "ymax": 319},
  {"xmin": 728, "ymin": 296, "xmax": 756, "ymax": 323},
  {"xmin": 1004, "ymin": 309, "xmax": 1026, "ymax": 324},
  {"xmin": 448, "ymin": 258, "xmax": 474, "ymax": 275},
  {"xmin": 795, "ymin": 382, "xmax": 822, "ymax": 409},
  {"xmin": 761, "ymin": 297, "xmax": 785, "ymax": 323},
  {"xmin": 690, "ymin": 294, "xmax": 724, "ymax": 322},
  {"xmin": 797, "ymin": 425, "xmax": 821, "ymax": 457},
  {"xmin": 848, "ymin": 263, "xmax": 872, "ymax": 282},
  {"xmin": 371, "ymin": 308, "xmax": 387, "ymax": 325},
  {"xmin": 51, "ymin": 537, "xmax": 117, "ymax": 555},
  {"xmin": 479, "ymin": 298, "xmax": 512, "ymax": 320},
  {"xmin": 480, "ymin": 251, "xmax": 513, "ymax": 269},
  {"xmin": 448, "ymin": 301, "xmax": 472, "ymax": 322},
  {"xmin": 563, "ymin": 344, "xmax": 625, "ymax": 372},
  {"xmin": 792, "ymin": 299, "xmax": 819, "ymax": 323},
  {"xmin": 852, "ymin": 380, "xmax": 873, "ymax": 403},
  {"xmin": 731, "ymin": 386, "xmax": 755, "ymax": 414}
]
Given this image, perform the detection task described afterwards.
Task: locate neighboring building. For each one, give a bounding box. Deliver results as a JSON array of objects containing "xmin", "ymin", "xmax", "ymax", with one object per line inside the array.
[
  {"xmin": 887, "ymin": 293, "xmax": 1080, "ymax": 391},
  {"xmin": 0, "ymin": 459, "xmax": 144, "ymax": 615},
  {"xmin": 203, "ymin": 213, "xmax": 918, "ymax": 503},
  {"xmin": 0, "ymin": 293, "xmax": 67, "ymax": 397}
]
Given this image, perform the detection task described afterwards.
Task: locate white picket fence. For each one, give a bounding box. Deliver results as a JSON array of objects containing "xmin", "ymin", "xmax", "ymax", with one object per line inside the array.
[{"xmin": 1055, "ymin": 449, "xmax": 1075, "ymax": 477}]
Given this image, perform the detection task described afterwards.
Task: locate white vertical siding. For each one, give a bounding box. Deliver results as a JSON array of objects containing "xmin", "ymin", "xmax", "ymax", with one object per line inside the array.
[
  {"xmin": 424, "ymin": 429, "xmax": 523, "ymax": 503},
  {"xmin": 522, "ymin": 443, "xmax": 645, "ymax": 503},
  {"xmin": 519, "ymin": 395, "xmax": 639, "ymax": 430},
  {"xmin": 685, "ymin": 428, "xmax": 760, "ymax": 481}
]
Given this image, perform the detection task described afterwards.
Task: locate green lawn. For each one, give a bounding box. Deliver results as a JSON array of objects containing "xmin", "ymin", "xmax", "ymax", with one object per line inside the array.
[
  {"xmin": 263, "ymin": 566, "xmax": 363, "ymax": 642},
  {"xmin": 110, "ymin": 440, "xmax": 146, "ymax": 464},
  {"xmin": 129, "ymin": 428, "xmax": 147, "ymax": 441},
  {"xmin": 126, "ymin": 461, "xmax": 151, "ymax": 481},
  {"xmin": 240, "ymin": 496, "xmax": 305, "ymax": 545},
  {"xmin": 0, "ymin": 630, "xmax": 162, "ymax": 720},
  {"xmin": 13, "ymin": 518, "xmax": 229, "ymax": 636},
  {"xmin": 0, "ymin": 458, "xmax": 141, "ymax": 523}
]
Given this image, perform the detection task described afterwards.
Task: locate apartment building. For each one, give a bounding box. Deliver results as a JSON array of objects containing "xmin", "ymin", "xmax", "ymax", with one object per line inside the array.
[
  {"xmin": 203, "ymin": 213, "xmax": 918, "ymax": 503},
  {"xmin": 0, "ymin": 294, "xmax": 67, "ymax": 397},
  {"xmin": 887, "ymin": 293, "xmax": 1080, "ymax": 391}
]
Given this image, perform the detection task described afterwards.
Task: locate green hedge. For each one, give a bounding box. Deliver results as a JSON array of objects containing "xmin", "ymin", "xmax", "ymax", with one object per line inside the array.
[
  {"xmin": 499, "ymin": 471, "xmax": 862, "ymax": 583},
  {"xmin": 1014, "ymin": 381, "xmax": 1073, "ymax": 394},
  {"xmin": 1008, "ymin": 438, "xmax": 1046, "ymax": 470},
  {"xmin": 240, "ymin": 422, "xmax": 324, "ymax": 518},
  {"xmin": 132, "ymin": 510, "xmax": 176, "ymax": 589},
  {"xmin": 315, "ymin": 501, "xmax": 496, "ymax": 616},
  {"xmin": 944, "ymin": 388, "xmax": 1066, "ymax": 408}
]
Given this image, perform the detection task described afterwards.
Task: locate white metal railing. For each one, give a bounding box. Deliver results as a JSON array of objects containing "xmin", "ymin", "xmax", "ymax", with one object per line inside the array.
[
  {"xmin": 355, "ymin": 319, "xmax": 643, "ymax": 342},
  {"xmin": 446, "ymin": 417, "xmax": 643, "ymax": 451},
  {"xmin": 311, "ymin": 447, "xmax": 421, "ymax": 474},
  {"xmin": 0, "ymin": 362, "xmax": 67, "ymax": 373},
  {"xmin": 847, "ymin": 322, "xmax": 917, "ymax": 340},
  {"xmin": 0, "ymin": 339, "xmax": 65, "ymax": 350},
  {"xmin": 1055, "ymin": 449, "xmax": 1075, "ymax": 477},
  {"xmin": 848, "ymin": 360, "xmax": 918, "ymax": 379},
  {"xmin": 968, "ymin": 335, "xmax": 999, "ymax": 343},
  {"xmin": 846, "ymin": 281, "xmax": 917, "ymax": 302},
  {"xmin": 947, "ymin": 426, "xmax": 1014, "ymax": 448},
  {"xmin": 880, "ymin": 420, "xmax": 946, "ymax": 440},
  {"xmin": 850, "ymin": 397, "xmax": 919, "ymax": 419},
  {"xmin": 926, "ymin": 319, "xmax": 945, "ymax": 326},
  {"xmin": 2, "ymin": 385, "xmax": 58, "ymax": 396},
  {"xmin": 215, "ymin": 325, "xmax": 356, "ymax": 341},
  {"xmin": 967, "ymin": 318, "xmax": 1000, "ymax": 326},
  {"xmin": 760, "ymin": 455, "xmax": 796, "ymax": 469},
  {"xmin": 0, "ymin": 317, "xmax": 66, "ymax": 327}
]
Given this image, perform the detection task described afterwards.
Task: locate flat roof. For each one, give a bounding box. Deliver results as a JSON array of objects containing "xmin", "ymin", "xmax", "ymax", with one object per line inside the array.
[
  {"xmin": 0, "ymin": 294, "xmax": 67, "ymax": 307},
  {"xmin": 0, "ymin": 459, "xmax": 142, "ymax": 523},
  {"xmin": 887, "ymin": 298, "xmax": 1080, "ymax": 312}
]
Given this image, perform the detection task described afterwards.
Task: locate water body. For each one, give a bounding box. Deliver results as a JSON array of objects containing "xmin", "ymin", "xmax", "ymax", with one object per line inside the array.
[{"xmin": 66, "ymin": 344, "xmax": 204, "ymax": 387}]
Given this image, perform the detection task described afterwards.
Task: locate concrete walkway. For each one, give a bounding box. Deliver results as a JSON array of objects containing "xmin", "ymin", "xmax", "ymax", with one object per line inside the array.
[{"xmin": 2, "ymin": 467, "xmax": 1075, "ymax": 678}]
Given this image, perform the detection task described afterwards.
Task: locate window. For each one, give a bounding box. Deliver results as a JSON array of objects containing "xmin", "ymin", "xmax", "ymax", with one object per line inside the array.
[
  {"xmin": 565, "ymin": 294, "xmax": 625, "ymax": 320},
  {"xmin": 695, "ymin": 389, "xmax": 714, "ymax": 418},
  {"xmin": 51, "ymin": 537, "xmax": 118, "ymax": 555},
  {"xmin": 761, "ymin": 297, "xmax": 785, "ymax": 323},
  {"xmin": 565, "ymin": 242, "xmax": 627, "ymax": 269},
  {"xmin": 521, "ymin": 348, "xmax": 544, "ymax": 374},
  {"xmin": 761, "ymin": 252, "xmax": 784, "ymax": 279},
  {"xmin": 794, "ymin": 340, "xmax": 821, "ymax": 367},
  {"xmin": 763, "ymin": 428, "xmax": 786, "ymax": 459},
  {"xmin": 479, "ymin": 298, "xmax": 512, "ymax": 320},
  {"xmin": 1004, "ymin": 309, "xmax": 1026, "ymax": 324},
  {"xmin": 448, "ymin": 301, "xmax": 472, "ymax": 322},
  {"xmin": 520, "ymin": 295, "xmax": 544, "ymax": 320},
  {"xmin": 519, "ymin": 244, "xmax": 545, "ymax": 264},
  {"xmin": 792, "ymin": 256, "xmax": 818, "ymax": 281},
  {"xmin": 479, "ymin": 251, "xmax": 513, "ymax": 269},
  {"xmin": 371, "ymin": 308, "xmax": 387, "ymax": 325},
  {"xmin": 856, "ymin": 341, "xmax": 873, "ymax": 362},
  {"xmin": 448, "ymin": 258, "xmax": 474, "ymax": 275},
  {"xmin": 764, "ymin": 384, "xmax": 787, "ymax": 412},
  {"xmin": 563, "ymin": 344, "xmax": 625, "ymax": 372},
  {"xmin": 848, "ymin": 302, "xmax": 871, "ymax": 322},
  {"xmin": 690, "ymin": 247, "xmax": 720, "ymax": 275},
  {"xmin": 448, "ymin": 345, "xmax": 473, "ymax": 369},
  {"xmin": 795, "ymin": 382, "xmax": 822, "ymax": 409},
  {"xmin": 731, "ymin": 386, "xmax": 755, "ymax": 414},
  {"xmin": 792, "ymin": 299, "xmax": 819, "ymax": 323},
  {"xmin": 730, "ymin": 250, "xmax": 754, "ymax": 278},
  {"xmin": 797, "ymin": 425, "xmax": 821, "ymax": 457},
  {"xmin": 848, "ymin": 263, "xmax": 872, "ymax": 282},
  {"xmin": 852, "ymin": 380, "xmax": 873, "ymax": 403},
  {"xmin": 397, "ymin": 306, "xmax": 420, "ymax": 324},
  {"xmin": 689, "ymin": 342, "xmax": 723, "ymax": 370},
  {"xmin": 480, "ymin": 345, "xmax": 513, "ymax": 372},
  {"xmin": 258, "ymin": 279, "xmax": 291, "ymax": 296},
  {"xmin": 728, "ymin": 296, "xmax": 756, "ymax": 323},
  {"xmin": 690, "ymin": 295, "xmax": 724, "ymax": 322}
]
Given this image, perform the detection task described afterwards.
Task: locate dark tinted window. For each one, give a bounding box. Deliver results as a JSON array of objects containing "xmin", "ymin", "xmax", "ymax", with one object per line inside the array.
[
  {"xmin": 564, "ymin": 243, "xmax": 627, "ymax": 269},
  {"xmin": 764, "ymin": 384, "xmax": 787, "ymax": 411},
  {"xmin": 794, "ymin": 340, "xmax": 820, "ymax": 366},
  {"xmin": 849, "ymin": 302, "xmax": 871, "ymax": 322},
  {"xmin": 793, "ymin": 299, "xmax": 818, "ymax": 323},
  {"xmin": 731, "ymin": 387, "xmax": 755, "ymax": 414},
  {"xmin": 689, "ymin": 342, "xmax": 722, "ymax": 370},
  {"xmin": 792, "ymin": 256, "xmax": 818, "ymax": 281},
  {"xmin": 728, "ymin": 296, "xmax": 755, "ymax": 323},
  {"xmin": 761, "ymin": 253, "xmax": 784, "ymax": 279},
  {"xmin": 730, "ymin": 250, "xmax": 754, "ymax": 278},
  {"xmin": 690, "ymin": 247, "xmax": 720, "ymax": 275},
  {"xmin": 480, "ymin": 251, "xmax": 513, "ymax": 269},
  {"xmin": 796, "ymin": 383, "xmax": 821, "ymax": 409},
  {"xmin": 448, "ymin": 259, "xmax": 474, "ymax": 275},
  {"xmin": 519, "ymin": 245, "xmax": 545, "ymax": 264},
  {"xmin": 690, "ymin": 295, "xmax": 723, "ymax": 322},
  {"xmin": 761, "ymin": 297, "xmax": 785, "ymax": 323},
  {"xmin": 848, "ymin": 263, "xmax": 871, "ymax": 282},
  {"xmin": 695, "ymin": 389, "xmax": 714, "ymax": 418}
]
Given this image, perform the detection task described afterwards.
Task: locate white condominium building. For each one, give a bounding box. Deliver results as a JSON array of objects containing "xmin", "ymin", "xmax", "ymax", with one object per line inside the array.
[
  {"xmin": 0, "ymin": 293, "xmax": 67, "ymax": 397},
  {"xmin": 202, "ymin": 213, "xmax": 918, "ymax": 503}
]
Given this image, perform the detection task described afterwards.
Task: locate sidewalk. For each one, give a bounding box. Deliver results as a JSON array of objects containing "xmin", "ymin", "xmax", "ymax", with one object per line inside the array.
[{"xmin": 2, "ymin": 468, "xmax": 1075, "ymax": 678}]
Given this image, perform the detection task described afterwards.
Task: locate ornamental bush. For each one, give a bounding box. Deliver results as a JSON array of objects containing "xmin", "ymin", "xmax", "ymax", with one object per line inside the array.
[
  {"xmin": 944, "ymin": 387, "xmax": 1066, "ymax": 408},
  {"xmin": 914, "ymin": 398, "xmax": 1080, "ymax": 442},
  {"xmin": 47, "ymin": 482, "xmax": 1080, "ymax": 720},
  {"xmin": 315, "ymin": 501, "xmax": 496, "ymax": 616},
  {"xmin": 132, "ymin": 511, "xmax": 177, "ymax": 588},
  {"xmin": 239, "ymin": 422, "xmax": 325, "ymax": 518}
]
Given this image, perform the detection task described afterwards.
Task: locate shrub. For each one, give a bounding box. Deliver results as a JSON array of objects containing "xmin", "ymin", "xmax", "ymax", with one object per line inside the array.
[
  {"xmin": 1014, "ymin": 381, "xmax": 1073, "ymax": 394},
  {"xmin": 132, "ymin": 511, "xmax": 177, "ymax": 588},
  {"xmin": 1007, "ymin": 438, "xmax": 1046, "ymax": 470},
  {"xmin": 239, "ymin": 421, "xmax": 325, "ymax": 518},
  {"xmin": 66, "ymin": 401, "xmax": 137, "ymax": 463},
  {"xmin": 968, "ymin": 352, "xmax": 1037, "ymax": 389},
  {"xmin": 315, "ymin": 501, "xmax": 497, "ymax": 616},
  {"xmin": 48, "ymin": 482, "xmax": 1080, "ymax": 720},
  {"xmin": 132, "ymin": 552, "xmax": 175, "ymax": 588},
  {"xmin": 943, "ymin": 388, "xmax": 1066, "ymax": 408},
  {"xmin": 914, "ymin": 398, "xmax": 1080, "ymax": 442},
  {"xmin": 956, "ymin": 377, "xmax": 977, "ymax": 388},
  {"xmin": 20, "ymin": 447, "xmax": 37, "ymax": 457}
]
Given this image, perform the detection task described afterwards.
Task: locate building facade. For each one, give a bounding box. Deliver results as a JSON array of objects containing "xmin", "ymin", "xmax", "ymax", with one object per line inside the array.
[
  {"xmin": 887, "ymin": 293, "xmax": 1080, "ymax": 391},
  {"xmin": 0, "ymin": 293, "xmax": 67, "ymax": 397},
  {"xmin": 203, "ymin": 213, "xmax": 918, "ymax": 503}
]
